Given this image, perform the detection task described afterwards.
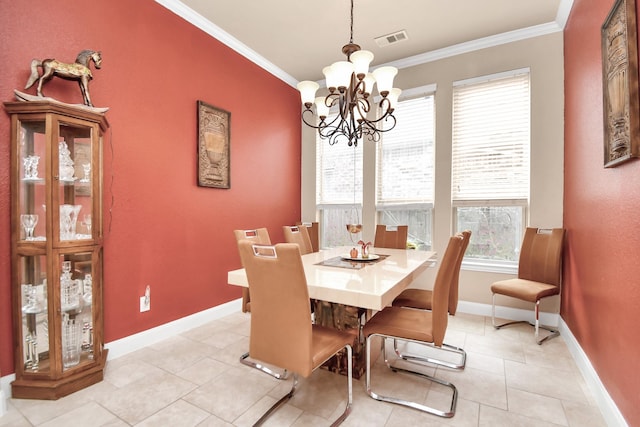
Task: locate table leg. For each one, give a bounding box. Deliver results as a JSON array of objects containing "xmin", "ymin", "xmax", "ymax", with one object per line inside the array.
[{"xmin": 313, "ymin": 300, "xmax": 371, "ymax": 379}]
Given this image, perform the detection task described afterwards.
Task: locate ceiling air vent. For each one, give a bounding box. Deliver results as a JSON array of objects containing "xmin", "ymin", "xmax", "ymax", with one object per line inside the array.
[{"xmin": 374, "ymin": 30, "xmax": 408, "ymax": 47}]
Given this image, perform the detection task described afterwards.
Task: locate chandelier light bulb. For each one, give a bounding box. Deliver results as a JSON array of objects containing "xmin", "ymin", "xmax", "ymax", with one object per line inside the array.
[
  {"xmin": 350, "ymin": 50, "xmax": 374, "ymax": 78},
  {"xmin": 323, "ymin": 66, "xmax": 338, "ymax": 91},
  {"xmin": 297, "ymin": 81, "xmax": 319, "ymax": 106},
  {"xmin": 331, "ymin": 61, "xmax": 355, "ymax": 89},
  {"xmin": 372, "ymin": 66, "xmax": 398, "ymax": 96},
  {"xmin": 387, "ymin": 88, "xmax": 402, "ymax": 110},
  {"xmin": 362, "ymin": 73, "xmax": 376, "ymax": 95},
  {"xmin": 314, "ymin": 97, "xmax": 330, "ymax": 118}
]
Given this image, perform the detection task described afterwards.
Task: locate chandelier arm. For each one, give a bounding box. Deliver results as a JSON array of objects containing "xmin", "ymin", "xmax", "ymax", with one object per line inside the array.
[
  {"xmin": 300, "ymin": 107, "xmax": 345, "ymax": 134},
  {"xmin": 354, "ymin": 97, "xmax": 371, "ymax": 116},
  {"xmin": 300, "ymin": 108, "xmax": 327, "ymax": 131},
  {"xmin": 352, "ymin": 78, "xmax": 370, "ymax": 97}
]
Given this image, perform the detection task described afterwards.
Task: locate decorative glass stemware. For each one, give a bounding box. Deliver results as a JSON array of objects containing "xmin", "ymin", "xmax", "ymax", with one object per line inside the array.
[
  {"xmin": 21, "ymin": 214, "xmax": 38, "ymax": 240},
  {"xmin": 81, "ymin": 163, "xmax": 91, "ymax": 183},
  {"xmin": 23, "ymin": 155, "xmax": 40, "ymax": 179},
  {"xmin": 83, "ymin": 214, "xmax": 92, "ymax": 235}
]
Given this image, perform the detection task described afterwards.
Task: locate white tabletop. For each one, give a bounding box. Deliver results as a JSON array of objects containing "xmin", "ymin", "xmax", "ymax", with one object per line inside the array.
[{"xmin": 228, "ymin": 246, "xmax": 436, "ymax": 311}]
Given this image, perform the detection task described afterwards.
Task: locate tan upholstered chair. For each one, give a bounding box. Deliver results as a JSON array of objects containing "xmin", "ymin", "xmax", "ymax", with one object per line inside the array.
[
  {"xmin": 363, "ymin": 234, "xmax": 465, "ymax": 418},
  {"xmin": 233, "ymin": 228, "xmax": 271, "ymax": 313},
  {"xmin": 373, "ymin": 224, "xmax": 409, "ymax": 249},
  {"xmin": 283, "ymin": 225, "xmax": 313, "ymax": 255},
  {"xmin": 391, "ymin": 230, "xmax": 471, "ymax": 369},
  {"xmin": 233, "ymin": 228, "xmax": 287, "ymax": 380},
  {"xmin": 238, "ymin": 241, "xmax": 353, "ymax": 426},
  {"xmin": 296, "ymin": 221, "xmax": 319, "ymax": 252},
  {"xmin": 491, "ymin": 227, "xmax": 565, "ymax": 344}
]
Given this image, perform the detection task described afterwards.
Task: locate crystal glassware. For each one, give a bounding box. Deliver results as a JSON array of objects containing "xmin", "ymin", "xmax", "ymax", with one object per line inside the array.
[
  {"xmin": 60, "ymin": 261, "xmax": 80, "ymax": 313},
  {"xmin": 59, "ymin": 141, "xmax": 75, "ymax": 181},
  {"xmin": 60, "ymin": 205, "xmax": 82, "ymax": 240},
  {"xmin": 81, "ymin": 162, "xmax": 91, "ymax": 183},
  {"xmin": 83, "ymin": 214, "xmax": 92, "ymax": 235},
  {"xmin": 62, "ymin": 312, "xmax": 82, "ymax": 368},
  {"xmin": 22, "ymin": 284, "xmax": 44, "ymax": 370},
  {"xmin": 23, "ymin": 155, "xmax": 40, "ymax": 179},
  {"xmin": 21, "ymin": 214, "xmax": 38, "ymax": 240}
]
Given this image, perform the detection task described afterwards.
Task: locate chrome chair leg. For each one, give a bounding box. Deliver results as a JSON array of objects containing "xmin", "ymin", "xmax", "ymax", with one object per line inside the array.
[
  {"xmin": 534, "ymin": 300, "xmax": 559, "ymax": 345},
  {"xmin": 366, "ymin": 333, "xmax": 457, "ymax": 418},
  {"xmin": 252, "ymin": 374, "xmax": 299, "ymax": 426},
  {"xmin": 330, "ymin": 344, "xmax": 353, "ymax": 427},
  {"xmin": 492, "ymin": 294, "xmax": 559, "ymax": 345},
  {"xmin": 252, "ymin": 344, "xmax": 353, "ymax": 427},
  {"xmin": 240, "ymin": 352, "xmax": 288, "ymax": 380},
  {"xmin": 392, "ymin": 338, "xmax": 466, "ymax": 370}
]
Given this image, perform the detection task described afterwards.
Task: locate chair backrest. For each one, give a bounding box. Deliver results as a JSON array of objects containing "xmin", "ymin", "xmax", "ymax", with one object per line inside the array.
[
  {"xmin": 237, "ymin": 241, "xmax": 314, "ymax": 376},
  {"xmin": 517, "ymin": 228, "xmax": 565, "ymax": 286},
  {"xmin": 283, "ymin": 225, "xmax": 313, "ymax": 255},
  {"xmin": 233, "ymin": 228, "xmax": 271, "ymax": 245},
  {"xmin": 234, "ymin": 228, "xmax": 271, "ymax": 313},
  {"xmin": 296, "ymin": 221, "xmax": 319, "ymax": 252},
  {"xmin": 430, "ymin": 234, "xmax": 465, "ymax": 346},
  {"xmin": 448, "ymin": 230, "xmax": 472, "ymax": 315},
  {"xmin": 373, "ymin": 224, "xmax": 409, "ymax": 249}
]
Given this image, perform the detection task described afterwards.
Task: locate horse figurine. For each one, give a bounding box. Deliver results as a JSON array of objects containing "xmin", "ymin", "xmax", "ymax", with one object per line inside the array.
[{"xmin": 24, "ymin": 50, "xmax": 102, "ymax": 107}]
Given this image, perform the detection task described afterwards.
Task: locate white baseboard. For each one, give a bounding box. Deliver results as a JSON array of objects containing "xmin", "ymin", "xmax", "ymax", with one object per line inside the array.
[
  {"xmin": 558, "ymin": 319, "xmax": 628, "ymax": 427},
  {"xmin": 0, "ymin": 389, "xmax": 6, "ymax": 417},
  {"xmin": 457, "ymin": 301, "xmax": 626, "ymax": 427},
  {"xmin": 105, "ymin": 298, "xmax": 242, "ymax": 360},
  {"xmin": 457, "ymin": 300, "xmax": 560, "ymax": 326},
  {"xmin": 0, "ymin": 374, "xmax": 14, "ymax": 412}
]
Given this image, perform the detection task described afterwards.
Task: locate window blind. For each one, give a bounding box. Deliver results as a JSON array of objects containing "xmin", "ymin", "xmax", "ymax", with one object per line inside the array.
[
  {"xmin": 377, "ymin": 95, "xmax": 435, "ymax": 206},
  {"xmin": 451, "ymin": 71, "xmax": 530, "ymax": 201},
  {"xmin": 316, "ymin": 112, "xmax": 363, "ymax": 205}
]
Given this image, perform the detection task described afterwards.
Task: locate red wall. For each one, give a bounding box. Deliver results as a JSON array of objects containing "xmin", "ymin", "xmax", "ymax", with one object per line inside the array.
[
  {"xmin": 0, "ymin": 0, "xmax": 301, "ymax": 376},
  {"xmin": 564, "ymin": 0, "xmax": 640, "ymax": 424}
]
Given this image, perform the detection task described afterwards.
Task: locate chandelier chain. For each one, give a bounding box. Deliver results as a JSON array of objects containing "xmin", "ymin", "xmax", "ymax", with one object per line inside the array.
[{"xmin": 350, "ymin": 0, "xmax": 354, "ymax": 44}]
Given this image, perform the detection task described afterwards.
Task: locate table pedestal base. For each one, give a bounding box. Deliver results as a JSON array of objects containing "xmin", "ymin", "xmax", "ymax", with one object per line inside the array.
[{"xmin": 313, "ymin": 300, "xmax": 372, "ymax": 379}]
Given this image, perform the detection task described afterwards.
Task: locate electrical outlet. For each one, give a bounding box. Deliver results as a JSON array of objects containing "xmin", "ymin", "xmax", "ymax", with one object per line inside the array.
[{"xmin": 140, "ymin": 285, "xmax": 150, "ymax": 312}]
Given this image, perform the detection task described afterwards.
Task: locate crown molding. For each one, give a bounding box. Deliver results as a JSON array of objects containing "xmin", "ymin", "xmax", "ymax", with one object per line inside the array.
[
  {"xmin": 157, "ymin": 0, "xmax": 573, "ymax": 89},
  {"xmin": 154, "ymin": 0, "xmax": 298, "ymax": 87},
  {"xmin": 386, "ymin": 22, "xmax": 563, "ymax": 71}
]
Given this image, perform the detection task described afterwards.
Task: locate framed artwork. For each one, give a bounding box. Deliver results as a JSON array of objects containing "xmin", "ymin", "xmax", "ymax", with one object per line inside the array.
[
  {"xmin": 601, "ymin": 0, "xmax": 640, "ymax": 167},
  {"xmin": 197, "ymin": 100, "xmax": 230, "ymax": 188}
]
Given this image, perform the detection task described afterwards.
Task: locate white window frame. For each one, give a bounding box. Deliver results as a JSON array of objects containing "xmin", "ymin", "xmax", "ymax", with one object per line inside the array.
[
  {"xmin": 376, "ymin": 85, "xmax": 436, "ymax": 250},
  {"xmin": 451, "ymin": 69, "xmax": 530, "ymax": 273}
]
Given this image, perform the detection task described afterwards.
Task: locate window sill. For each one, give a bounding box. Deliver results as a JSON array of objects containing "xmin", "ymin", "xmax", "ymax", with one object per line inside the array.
[{"xmin": 461, "ymin": 259, "xmax": 517, "ymax": 275}]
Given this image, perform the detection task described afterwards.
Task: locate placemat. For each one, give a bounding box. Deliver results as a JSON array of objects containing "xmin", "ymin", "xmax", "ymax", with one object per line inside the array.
[{"xmin": 315, "ymin": 254, "xmax": 389, "ymax": 270}]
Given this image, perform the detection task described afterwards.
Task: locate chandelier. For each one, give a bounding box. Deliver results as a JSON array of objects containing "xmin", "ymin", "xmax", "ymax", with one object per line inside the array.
[{"xmin": 296, "ymin": 0, "xmax": 401, "ymax": 147}]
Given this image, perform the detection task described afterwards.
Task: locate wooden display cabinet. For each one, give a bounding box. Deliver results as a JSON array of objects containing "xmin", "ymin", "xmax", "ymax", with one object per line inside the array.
[{"xmin": 4, "ymin": 100, "xmax": 108, "ymax": 399}]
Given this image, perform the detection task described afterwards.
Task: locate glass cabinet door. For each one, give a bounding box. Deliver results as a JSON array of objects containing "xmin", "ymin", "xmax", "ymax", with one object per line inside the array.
[
  {"xmin": 56, "ymin": 121, "xmax": 95, "ymax": 243},
  {"xmin": 18, "ymin": 120, "xmax": 46, "ymax": 243},
  {"xmin": 18, "ymin": 254, "xmax": 49, "ymax": 374},
  {"xmin": 58, "ymin": 251, "xmax": 97, "ymax": 370}
]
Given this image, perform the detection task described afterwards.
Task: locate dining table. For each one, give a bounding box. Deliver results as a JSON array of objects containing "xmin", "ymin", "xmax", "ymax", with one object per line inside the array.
[{"xmin": 227, "ymin": 245, "xmax": 437, "ymax": 378}]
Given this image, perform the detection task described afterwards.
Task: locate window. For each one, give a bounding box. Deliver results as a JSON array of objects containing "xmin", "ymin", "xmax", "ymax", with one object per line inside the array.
[
  {"xmin": 451, "ymin": 69, "xmax": 530, "ymax": 270},
  {"xmin": 316, "ymin": 115, "xmax": 363, "ymax": 248},
  {"xmin": 377, "ymin": 93, "xmax": 435, "ymax": 250}
]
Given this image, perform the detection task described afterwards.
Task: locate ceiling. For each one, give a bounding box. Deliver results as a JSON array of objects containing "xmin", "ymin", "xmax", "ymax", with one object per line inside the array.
[{"xmin": 158, "ymin": 0, "xmax": 570, "ymax": 86}]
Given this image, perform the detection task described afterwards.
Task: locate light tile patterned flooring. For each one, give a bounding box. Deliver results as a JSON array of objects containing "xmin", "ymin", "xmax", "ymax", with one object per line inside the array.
[{"xmin": 0, "ymin": 312, "xmax": 609, "ymax": 426}]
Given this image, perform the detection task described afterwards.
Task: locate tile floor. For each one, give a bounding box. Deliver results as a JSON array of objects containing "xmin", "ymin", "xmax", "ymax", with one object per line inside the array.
[{"xmin": 0, "ymin": 312, "xmax": 609, "ymax": 426}]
